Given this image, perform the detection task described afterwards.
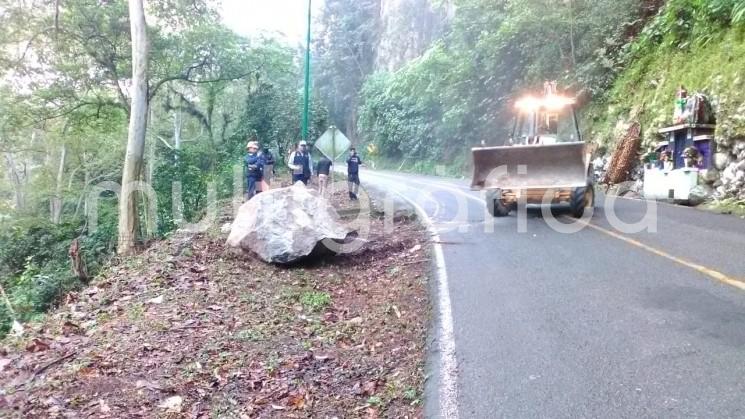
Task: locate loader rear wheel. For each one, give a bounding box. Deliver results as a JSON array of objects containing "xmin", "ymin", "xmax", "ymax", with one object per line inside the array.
[{"xmin": 570, "ymin": 185, "xmax": 594, "ymax": 218}]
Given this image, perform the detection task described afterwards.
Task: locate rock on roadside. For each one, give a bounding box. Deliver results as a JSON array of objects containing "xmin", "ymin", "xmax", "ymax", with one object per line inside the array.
[
  {"xmin": 227, "ymin": 182, "xmax": 352, "ymax": 264},
  {"xmin": 364, "ymin": 184, "xmax": 417, "ymax": 222},
  {"xmin": 688, "ymin": 184, "xmax": 714, "ymax": 206}
]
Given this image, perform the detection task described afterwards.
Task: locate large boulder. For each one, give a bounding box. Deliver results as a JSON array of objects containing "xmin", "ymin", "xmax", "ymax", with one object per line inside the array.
[
  {"xmin": 365, "ymin": 185, "xmax": 417, "ymax": 222},
  {"xmin": 688, "ymin": 184, "xmax": 714, "ymax": 206},
  {"xmin": 227, "ymin": 182, "xmax": 352, "ymax": 264}
]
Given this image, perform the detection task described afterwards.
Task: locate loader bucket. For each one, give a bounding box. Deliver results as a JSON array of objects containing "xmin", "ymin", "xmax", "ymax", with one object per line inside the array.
[{"xmin": 470, "ymin": 142, "xmax": 589, "ymax": 190}]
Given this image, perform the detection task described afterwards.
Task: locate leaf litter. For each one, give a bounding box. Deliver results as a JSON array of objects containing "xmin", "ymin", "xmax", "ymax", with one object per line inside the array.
[{"xmin": 0, "ymin": 186, "xmax": 429, "ymax": 418}]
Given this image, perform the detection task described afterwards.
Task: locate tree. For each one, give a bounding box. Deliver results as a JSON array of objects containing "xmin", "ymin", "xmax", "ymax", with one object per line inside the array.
[
  {"xmin": 314, "ymin": 0, "xmax": 380, "ymax": 140},
  {"xmin": 0, "ymin": 0, "xmax": 333, "ymax": 333},
  {"xmin": 117, "ymin": 0, "xmax": 149, "ymax": 254},
  {"xmin": 356, "ymin": 0, "xmax": 648, "ymax": 166}
]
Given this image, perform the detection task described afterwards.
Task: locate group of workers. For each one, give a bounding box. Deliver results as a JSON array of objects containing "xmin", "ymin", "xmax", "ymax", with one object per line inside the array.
[
  {"xmin": 244, "ymin": 138, "xmax": 363, "ymax": 201},
  {"xmin": 244, "ymin": 140, "xmax": 275, "ymax": 199}
]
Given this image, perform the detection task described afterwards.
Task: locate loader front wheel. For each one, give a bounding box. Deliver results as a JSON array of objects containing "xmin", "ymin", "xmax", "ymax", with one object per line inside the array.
[
  {"xmin": 487, "ymin": 198, "xmax": 511, "ymax": 217},
  {"xmin": 570, "ymin": 185, "xmax": 594, "ymax": 218}
]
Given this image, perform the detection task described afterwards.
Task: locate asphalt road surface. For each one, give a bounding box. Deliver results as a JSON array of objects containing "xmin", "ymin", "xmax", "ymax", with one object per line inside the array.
[{"xmin": 355, "ymin": 168, "xmax": 745, "ymax": 419}]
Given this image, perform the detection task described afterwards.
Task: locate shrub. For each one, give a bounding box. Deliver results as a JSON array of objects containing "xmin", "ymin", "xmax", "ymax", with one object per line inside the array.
[{"xmin": 0, "ymin": 210, "xmax": 117, "ymax": 337}]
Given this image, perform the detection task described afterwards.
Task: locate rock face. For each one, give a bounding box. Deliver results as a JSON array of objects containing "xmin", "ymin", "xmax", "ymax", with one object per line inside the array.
[
  {"xmin": 374, "ymin": 0, "xmax": 453, "ymax": 71},
  {"xmin": 715, "ymin": 139, "xmax": 745, "ymax": 200},
  {"xmin": 714, "ymin": 152, "xmax": 731, "ymax": 170},
  {"xmin": 226, "ymin": 183, "xmax": 352, "ymax": 264}
]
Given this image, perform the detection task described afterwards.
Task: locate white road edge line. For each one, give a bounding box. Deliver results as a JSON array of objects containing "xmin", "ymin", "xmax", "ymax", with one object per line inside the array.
[
  {"xmin": 369, "ymin": 171, "xmax": 484, "ymax": 205},
  {"xmin": 391, "ymin": 189, "xmax": 459, "ymax": 419},
  {"xmin": 378, "ymin": 173, "xmax": 484, "ymax": 204}
]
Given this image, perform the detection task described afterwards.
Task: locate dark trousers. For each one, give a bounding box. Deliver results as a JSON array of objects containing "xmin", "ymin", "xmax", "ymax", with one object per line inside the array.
[
  {"xmin": 246, "ymin": 177, "xmax": 259, "ymax": 199},
  {"xmin": 292, "ymin": 174, "xmax": 308, "ymax": 185}
]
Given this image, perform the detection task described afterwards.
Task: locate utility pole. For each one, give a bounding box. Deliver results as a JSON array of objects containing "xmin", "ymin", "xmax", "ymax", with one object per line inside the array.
[{"xmin": 302, "ymin": 0, "xmax": 312, "ymax": 141}]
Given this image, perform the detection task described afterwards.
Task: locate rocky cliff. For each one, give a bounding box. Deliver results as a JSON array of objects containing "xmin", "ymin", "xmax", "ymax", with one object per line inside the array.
[{"xmin": 374, "ymin": 0, "xmax": 453, "ymax": 71}]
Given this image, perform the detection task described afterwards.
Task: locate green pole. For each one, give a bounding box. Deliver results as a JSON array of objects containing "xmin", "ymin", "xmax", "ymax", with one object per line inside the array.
[{"xmin": 302, "ymin": 0, "xmax": 312, "ymax": 141}]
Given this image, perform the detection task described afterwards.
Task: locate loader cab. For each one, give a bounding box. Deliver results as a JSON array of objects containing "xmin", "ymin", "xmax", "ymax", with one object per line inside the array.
[{"xmin": 509, "ymin": 95, "xmax": 582, "ymax": 146}]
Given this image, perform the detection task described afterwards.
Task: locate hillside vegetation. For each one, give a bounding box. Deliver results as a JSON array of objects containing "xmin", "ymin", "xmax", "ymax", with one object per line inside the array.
[
  {"xmin": 315, "ymin": 0, "xmax": 745, "ymax": 182},
  {"xmin": 587, "ymin": 0, "xmax": 745, "ymax": 146},
  {"xmin": 0, "ymin": 0, "xmax": 329, "ymax": 336}
]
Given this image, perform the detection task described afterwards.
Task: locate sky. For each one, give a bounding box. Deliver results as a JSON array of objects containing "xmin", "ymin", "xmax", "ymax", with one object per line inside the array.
[{"xmin": 220, "ymin": 0, "xmax": 324, "ymax": 45}]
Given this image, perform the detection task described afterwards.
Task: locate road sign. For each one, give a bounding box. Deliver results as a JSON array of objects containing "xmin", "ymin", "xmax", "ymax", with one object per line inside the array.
[
  {"xmin": 367, "ymin": 143, "xmax": 378, "ymax": 156},
  {"xmin": 315, "ymin": 126, "xmax": 351, "ymax": 161}
]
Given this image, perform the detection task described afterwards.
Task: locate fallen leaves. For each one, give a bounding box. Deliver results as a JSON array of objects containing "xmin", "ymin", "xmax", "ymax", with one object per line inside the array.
[
  {"xmin": 363, "ymin": 380, "xmax": 378, "ymax": 396},
  {"xmin": 135, "ymin": 379, "xmax": 164, "ymax": 392},
  {"xmin": 147, "ymin": 295, "xmax": 164, "ymax": 304},
  {"xmin": 98, "ymin": 398, "xmax": 111, "ymax": 413},
  {"xmin": 158, "ymin": 395, "xmax": 183, "ymax": 412},
  {"xmin": 25, "ymin": 338, "xmax": 50, "ymax": 353},
  {"xmin": 0, "ymin": 187, "xmax": 428, "ymax": 418},
  {"xmin": 347, "ymin": 316, "xmax": 364, "ymax": 325},
  {"xmin": 190, "ymin": 264, "xmax": 208, "ymax": 273}
]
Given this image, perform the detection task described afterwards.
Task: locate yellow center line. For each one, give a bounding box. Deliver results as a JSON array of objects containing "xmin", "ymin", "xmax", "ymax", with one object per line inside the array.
[
  {"xmin": 576, "ymin": 218, "xmax": 745, "ymax": 291},
  {"xmin": 367, "ymin": 170, "xmax": 744, "ymax": 291}
]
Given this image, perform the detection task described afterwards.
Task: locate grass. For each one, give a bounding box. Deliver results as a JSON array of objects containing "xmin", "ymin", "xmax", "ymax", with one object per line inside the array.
[
  {"xmin": 126, "ymin": 303, "xmax": 144, "ymax": 321},
  {"xmin": 299, "ymin": 291, "xmax": 332, "ymax": 313},
  {"xmin": 234, "ymin": 328, "xmax": 265, "ymax": 342},
  {"xmin": 704, "ymin": 198, "xmax": 745, "ymax": 216}
]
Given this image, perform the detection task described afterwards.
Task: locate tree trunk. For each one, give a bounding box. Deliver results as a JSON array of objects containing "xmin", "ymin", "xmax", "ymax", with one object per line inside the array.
[
  {"xmin": 173, "ymin": 109, "xmax": 182, "ymax": 151},
  {"xmin": 68, "ymin": 238, "xmax": 89, "ymax": 281},
  {"xmin": 568, "ymin": 0, "xmax": 577, "ymax": 70},
  {"xmin": 50, "ymin": 144, "xmax": 66, "ymax": 224},
  {"xmin": 4, "ymin": 153, "xmax": 25, "ymax": 211},
  {"xmin": 142, "ymin": 106, "xmax": 156, "ymax": 240},
  {"xmin": 74, "ymin": 166, "xmax": 90, "ymax": 218},
  {"xmin": 117, "ymin": 0, "xmax": 149, "ymax": 254},
  {"xmin": 147, "ymin": 106, "xmax": 155, "ymax": 184},
  {"xmin": 347, "ymin": 97, "xmax": 358, "ymax": 142}
]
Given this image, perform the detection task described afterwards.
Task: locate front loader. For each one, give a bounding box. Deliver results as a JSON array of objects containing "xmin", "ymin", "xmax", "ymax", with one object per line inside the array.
[{"xmin": 471, "ymin": 84, "xmax": 594, "ymax": 218}]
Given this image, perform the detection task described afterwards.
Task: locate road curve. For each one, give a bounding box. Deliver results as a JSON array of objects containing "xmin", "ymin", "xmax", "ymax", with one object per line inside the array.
[{"xmin": 357, "ymin": 168, "xmax": 745, "ymax": 419}]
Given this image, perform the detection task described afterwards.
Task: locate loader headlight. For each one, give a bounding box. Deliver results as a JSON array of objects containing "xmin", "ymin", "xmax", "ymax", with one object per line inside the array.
[
  {"xmin": 515, "ymin": 96, "xmax": 540, "ymax": 112},
  {"xmin": 515, "ymin": 94, "xmax": 575, "ymax": 112}
]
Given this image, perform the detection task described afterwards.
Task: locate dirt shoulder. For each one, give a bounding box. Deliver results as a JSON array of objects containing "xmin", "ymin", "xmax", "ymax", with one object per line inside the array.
[{"xmin": 0, "ymin": 182, "xmax": 430, "ymax": 418}]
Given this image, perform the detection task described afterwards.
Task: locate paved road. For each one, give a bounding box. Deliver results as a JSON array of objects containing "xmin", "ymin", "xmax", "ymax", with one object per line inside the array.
[{"xmin": 356, "ymin": 169, "xmax": 745, "ymax": 419}]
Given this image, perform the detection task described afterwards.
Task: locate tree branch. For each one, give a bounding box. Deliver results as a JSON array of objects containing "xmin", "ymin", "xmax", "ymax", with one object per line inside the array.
[{"xmin": 149, "ymin": 66, "xmax": 255, "ymax": 101}]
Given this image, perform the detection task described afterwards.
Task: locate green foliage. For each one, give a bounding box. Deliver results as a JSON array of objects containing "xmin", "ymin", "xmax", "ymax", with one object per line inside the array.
[
  {"xmin": 0, "ymin": 208, "xmax": 117, "ymax": 335},
  {"xmin": 357, "ymin": 0, "xmax": 644, "ymax": 171},
  {"xmin": 153, "ymin": 145, "xmax": 214, "ymax": 234},
  {"xmin": 354, "ymin": 0, "xmax": 745, "ymax": 174},
  {"xmin": 589, "ymin": 5, "xmax": 745, "ymax": 147},
  {"xmin": 0, "ymin": 218, "xmax": 78, "ymax": 276},
  {"xmin": 629, "ymin": 0, "xmax": 745, "ymax": 57},
  {"xmin": 300, "ymin": 291, "xmax": 332, "ymax": 312},
  {"xmin": 314, "ymin": 0, "xmax": 380, "ymax": 138},
  {"xmin": 705, "ymin": 197, "xmax": 745, "ymax": 216},
  {"xmin": 0, "ymin": 0, "xmax": 331, "ymax": 337}
]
